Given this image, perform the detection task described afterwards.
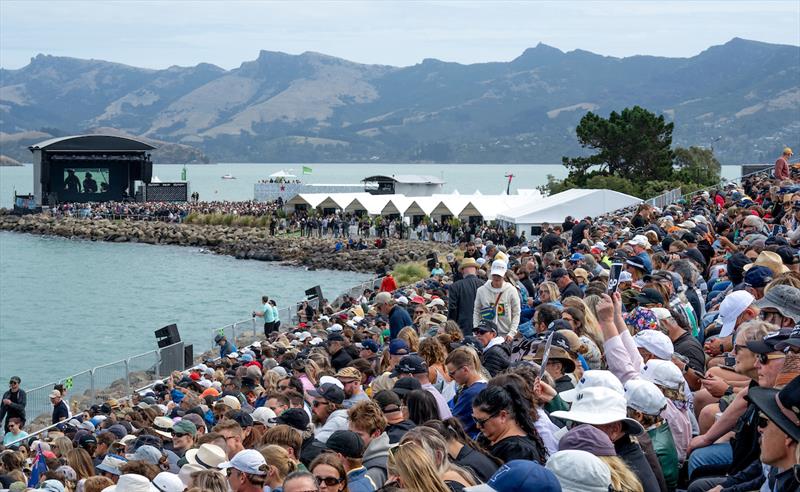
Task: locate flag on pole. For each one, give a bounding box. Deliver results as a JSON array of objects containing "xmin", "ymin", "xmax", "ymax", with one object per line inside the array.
[
  {"xmin": 181, "ymin": 166, "xmax": 187, "ymax": 181},
  {"xmin": 28, "ymin": 444, "xmax": 48, "ymax": 487},
  {"xmin": 302, "ymin": 166, "xmax": 312, "ymax": 175}
]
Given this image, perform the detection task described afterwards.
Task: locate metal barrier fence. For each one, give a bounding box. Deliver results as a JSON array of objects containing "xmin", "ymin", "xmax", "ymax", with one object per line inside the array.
[
  {"xmin": 645, "ymin": 187, "xmax": 683, "ymax": 209},
  {"xmin": 22, "ymin": 342, "xmax": 184, "ymax": 430}
]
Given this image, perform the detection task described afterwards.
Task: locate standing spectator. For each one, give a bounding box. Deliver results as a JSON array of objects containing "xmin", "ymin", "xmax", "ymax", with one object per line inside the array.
[
  {"xmin": 0, "ymin": 376, "xmax": 26, "ymax": 432},
  {"xmin": 372, "ymin": 292, "xmax": 412, "ymax": 340},
  {"xmin": 448, "ymin": 258, "xmax": 485, "ymax": 336},
  {"xmin": 473, "ymin": 260, "xmax": 521, "ymax": 341},
  {"xmin": 774, "ymin": 147, "xmax": 792, "ymax": 180},
  {"xmin": 379, "ymin": 273, "xmax": 397, "ymax": 293},
  {"xmin": 445, "ymin": 348, "xmax": 488, "ymax": 438},
  {"xmin": 50, "ymin": 389, "xmax": 69, "ymax": 424}
]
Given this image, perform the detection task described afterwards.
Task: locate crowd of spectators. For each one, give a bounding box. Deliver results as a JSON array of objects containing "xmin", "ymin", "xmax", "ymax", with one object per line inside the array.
[{"xmin": 2, "ymin": 165, "xmax": 800, "ymax": 492}]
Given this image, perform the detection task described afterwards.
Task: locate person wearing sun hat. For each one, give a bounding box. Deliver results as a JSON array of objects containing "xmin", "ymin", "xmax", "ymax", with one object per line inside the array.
[
  {"xmin": 550, "ymin": 386, "xmax": 660, "ymax": 492},
  {"xmin": 449, "ymin": 256, "xmax": 485, "ymax": 335}
]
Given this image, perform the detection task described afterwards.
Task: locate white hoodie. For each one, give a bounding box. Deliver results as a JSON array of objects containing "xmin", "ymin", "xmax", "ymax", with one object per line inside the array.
[{"xmin": 472, "ymin": 279, "xmax": 520, "ymax": 338}]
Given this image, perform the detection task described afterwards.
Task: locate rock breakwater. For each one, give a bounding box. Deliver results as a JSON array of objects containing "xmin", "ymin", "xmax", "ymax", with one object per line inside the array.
[{"xmin": 0, "ymin": 214, "xmax": 453, "ymax": 273}]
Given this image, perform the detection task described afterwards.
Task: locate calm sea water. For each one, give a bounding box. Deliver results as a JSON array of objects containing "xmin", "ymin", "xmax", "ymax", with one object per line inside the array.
[
  {"xmin": 0, "ymin": 163, "xmax": 745, "ymax": 208},
  {"xmin": 0, "ymin": 231, "xmax": 370, "ymax": 389}
]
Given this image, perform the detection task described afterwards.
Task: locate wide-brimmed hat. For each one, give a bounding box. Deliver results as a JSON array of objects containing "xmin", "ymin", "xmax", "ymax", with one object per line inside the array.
[
  {"xmin": 551, "ymin": 386, "xmax": 644, "ymax": 436},
  {"xmin": 532, "ymin": 344, "xmax": 576, "ymax": 373},
  {"xmin": 185, "ymin": 443, "xmax": 226, "ymax": 469},
  {"xmin": 754, "ymin": 285, "xmax": 800, "ymax": 323},
  {"xmin": 459, "ymin": 258, "xmax": 480, "ymax": 271},
  {"xmin": 743, "ymin": 251, "xmax": 790, "ymax": 275},
  {"xmin": 152, "ymin": 416, "xmax": 174, "ymax": 438},
  {"xmin": 746, "ymin": 375, "xmax": 800, "ymax": 442},
  {"xmin": 559, "ymin": 370, "xmax": 623, "ymax": 403}
]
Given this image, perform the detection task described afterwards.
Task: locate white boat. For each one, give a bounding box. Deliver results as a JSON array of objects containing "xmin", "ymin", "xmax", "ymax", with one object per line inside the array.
[{"xmin": 221, "ymin": 174, "xmax": 236, "ymax": 180}]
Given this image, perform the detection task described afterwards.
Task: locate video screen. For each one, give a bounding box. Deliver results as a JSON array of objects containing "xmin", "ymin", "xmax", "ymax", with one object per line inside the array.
[{"xmin": 63, "ymin": 168, "xmax": 109, "ymax": 194}]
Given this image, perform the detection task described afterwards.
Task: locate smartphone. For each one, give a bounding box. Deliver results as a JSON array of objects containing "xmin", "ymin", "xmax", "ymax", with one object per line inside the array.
[{"xmin": 608, "ymin": 263, "xmax": 623, "ymax": 293}]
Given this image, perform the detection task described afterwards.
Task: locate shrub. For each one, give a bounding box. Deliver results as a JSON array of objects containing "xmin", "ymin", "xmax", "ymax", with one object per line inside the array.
[{"xmin": 392, "ymin": 262, "xmax": 430, "ymax": 285}]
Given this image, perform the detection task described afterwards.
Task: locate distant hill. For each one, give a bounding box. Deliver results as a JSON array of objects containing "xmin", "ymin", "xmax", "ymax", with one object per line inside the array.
[{"xmin": 1, "ymin": 38, "xmax": 798, "ymax": 164}]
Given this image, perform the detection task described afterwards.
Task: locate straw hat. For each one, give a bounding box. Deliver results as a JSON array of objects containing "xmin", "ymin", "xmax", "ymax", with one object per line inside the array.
[{"xmin": 743, "ymin": 251, "xmax": 789, "ymax": 275}]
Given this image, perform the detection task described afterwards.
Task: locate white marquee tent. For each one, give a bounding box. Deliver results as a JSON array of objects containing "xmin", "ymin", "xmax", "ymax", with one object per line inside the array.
[{"xmin": 496, "ymin": 188, "xmax": 642, "ymax": 233}]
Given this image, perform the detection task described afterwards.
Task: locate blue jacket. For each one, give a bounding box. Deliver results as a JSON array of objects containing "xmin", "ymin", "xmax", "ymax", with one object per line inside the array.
[
  {"xmin": 347, "ymin": 466, "xmax": 376, "ymax": 492},
  {"xmin": 219, "ymin": 341, "xmax": 237, "ymax": 358},
  {"xmin": 388, "ymin": 306, "xmax": 413, "ymax": 339}
]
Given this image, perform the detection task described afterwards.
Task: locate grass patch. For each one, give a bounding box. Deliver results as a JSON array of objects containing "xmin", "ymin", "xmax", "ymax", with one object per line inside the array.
[{"xmin": 392, "ymin": 262, "xmax": 430, "ymax": 285}]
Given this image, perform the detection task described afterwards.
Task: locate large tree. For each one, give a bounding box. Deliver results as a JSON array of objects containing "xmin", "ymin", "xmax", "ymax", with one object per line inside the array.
[
  {"xmin": 562, "ymin": 106, "xmax": 674, "ymax": 184},
  {"xmin": 673, "ymin": 146, "xmax": 722, "ymax": 186}
]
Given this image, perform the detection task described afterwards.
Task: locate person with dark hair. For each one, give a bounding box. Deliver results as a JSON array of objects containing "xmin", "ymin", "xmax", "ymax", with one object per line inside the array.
[
  {"xmin": 471, "ymin": 384, "xmax": 547, "ymax": 464},
  {"xmin": 404, "ymin": 390, "xmax": 439, "ymax": 426},
  {"xmin": 472, "ymin": 320, "xmax": 510, "ymax": 377},
  {"xmin": 423, "ymin": 418, "xmax": 499, "ymax": 483},
  {"xmin": 1, "ymin": 376, "xmax": 26, "ymax": 433}
]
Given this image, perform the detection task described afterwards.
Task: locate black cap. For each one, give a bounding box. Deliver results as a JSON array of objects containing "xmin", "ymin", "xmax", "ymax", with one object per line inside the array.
[
  {"xmin": 226, "ymin": 410, "xmax": 254, "ymax": 428},
  {"xmin": 308, "ymin": 383, "xmax": 345, "ymax": 404},
  {"xmin": 473, "ymin": 319, "xmax": 498, "ymax": 334},
  {"xmin": 390, "ymin": 355, "xmax": 428, "ymax": 377},
  {"xmin": 392, "ymin": 377, "xmax": 422, "ymax": 399},
  {"xmin": 460, "ymin": 336, "xmax": 485, "ymax": 353},
  {"xmin": 327, "ymin": 333, "xmax": 345, "ymax": 343},
  {"xmin": 273, "ymin": 408, "xmax": 310, "ymax": 431},
  {"xmin": 547, "ymin": 319, "xmax": 573, "ymax": 332},
  {"xmin": 775, "ymin": 246, "xmax": 798, "ymax": 265},
  {"xmin": 550, "ymin": 267, "xmax": 568, "ymax": 280},
  {"xmin": 373, "ymin": 390, "xmax": 402, "ymax": 413},
  {"xmin": 326, "ymin": 430, "xmax": 365, "ymax": 458},
  {"xmin": 78, "ymin": 434, "xmax": 97, "ymax": 448},
  {"xmin": 680, "ymin": 248, "xmax": 706, "ymax": 269},
  {"xmin": 745, "ymin": 329, "xmax": 793, "ymax": 354},
  {"xmin": 635, "ymin": 288, "xmax": 665, "ymax": 306}
]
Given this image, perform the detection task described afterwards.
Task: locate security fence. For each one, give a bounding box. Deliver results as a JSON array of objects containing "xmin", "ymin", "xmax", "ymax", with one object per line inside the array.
[
  {"xmin": 645, "ymin": 187, "xmax": 683, "ymax": 209},
  {"xmin": 22, "ymin": 342, "xmax": 184, "ymax": 431}
]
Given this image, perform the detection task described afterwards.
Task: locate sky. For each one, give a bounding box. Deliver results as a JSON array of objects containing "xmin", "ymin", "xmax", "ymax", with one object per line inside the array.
[{"xmin": 1, "ymin": 1, "xmax": 799, "ymax": 70}]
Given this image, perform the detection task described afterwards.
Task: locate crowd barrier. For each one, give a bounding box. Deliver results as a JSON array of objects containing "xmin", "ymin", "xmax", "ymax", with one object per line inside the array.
[{"xmin": 21, "ymin": 342, "xmax": 184, "ymax": 432}]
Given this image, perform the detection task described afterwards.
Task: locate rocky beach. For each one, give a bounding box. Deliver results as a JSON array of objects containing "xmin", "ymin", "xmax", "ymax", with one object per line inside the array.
[{"xmin": 0, "ymin": 212, "xmax": 453, "ymax": 273}]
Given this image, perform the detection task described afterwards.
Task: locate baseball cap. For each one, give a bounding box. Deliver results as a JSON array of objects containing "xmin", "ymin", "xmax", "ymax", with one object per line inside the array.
[
  {"xmin": 718, "ymin": 290, "xmax": 755, "ymax": 337},
  {"xmin": 624, "ymin": 379, "xmax": 668, "ymax": 415},
  {"xmin": 326, "ymin": 430, "xmax": 365, "ymax": 458},
  {"xmin": 490, "ymin": 260, "xmax": 508, "ymax": 277},
  {"xmin": 640, "ymin": 359, "xmax": 683, "ymax": 390},
  {"xmin": 308, "ymin": 383, "xmax": 345, "ymax": 404},
  {"xmin": 390, "ymin": 355, "xmax": 428, "ymax": 377},
  {"xmin": 215, "ymin": 395, "xmax": 241, "ymax": 411},
  {"xmin": 373, "ymin": 390, "xmax": 403, "ymax": 413},
  {"xmin": 627, "ymin": 235, "xmax": 650, "ymax": 248},
  {"xmin": 745, "ymin": 329, "xmax": 794, "ymax": 354},
  {"xmin": 744, "ymin": 265, "xmax": 774, "ymax": 288},
  {"xmin": 327, "ymin": 333, "xmax": 345, "ymax": 343},
  {"xmin": 219, "ymin": 449, "xmax": 267, "ymax": 475},
  {"xmin": 272, "ymin": 408, "xmax": 310, "ymax": 431},
  {"xmin": 126, "ymin": 444, "xmax": 163, "ymax": 465},
  {"xmin": 635, "ymin": 288, "xmax": 665, "ymax": 306},
  {"xmin": 550, "ymin": 267, "xmax": 568, "ymax": 280},
  {"xmin": 634, "ymin": 330, "xmax": 674, "ymax": 360},
  {"xmin": 226, "ymin": 410, "xmax": 254, "ymax": 428},
  {"xmin": 392, "ymin": 377, "xmax": 422, "ymax": 398},
  {"xmin": 153, "ymin": 472, "xmax": 185, "ymax": 492},
  {"xmin": 335, "ymin": 367, "xmax": 362, "ymax": 382},
  {"xmin": 465, "ymin": 460, "xmax": 561, "ymax": 492},
  {"xmin": 473, "ymin": 319, "xmax": 498, "ymax": 334},
  {"xmin": 388, "ymin": 339, "xmax": 410, "ymax": 356},
  {"xmin": 358, "ymin": 339, "xmax": 379, "ymax": 353},
  {"xmin": 171, "ymin": 420, "xmax": 197, "ymax": 437},
  {"xmin": 372, "ymin": 291, "xmax": 392, "ymax": 307}
]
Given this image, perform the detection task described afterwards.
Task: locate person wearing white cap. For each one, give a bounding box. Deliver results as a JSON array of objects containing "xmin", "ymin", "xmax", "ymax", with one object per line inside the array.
[
  {"xmin": 546, "ymin": 450, "xmax": 612, "ymax": 492},
  {"xmin": 595, "ymin": 293, "xmax": 692, "ymax": 463},
  {"xmin": 624, "ymin": 379, "xmax": 679, "ymax": 490},
  {"xmin": 705, "ymin": 290, "xmax": 756, "ymax": 357},
  {"xmin": 152, "ymin": 472, "xmax": 185, "ymax": 492},
  {"xmin": 219, "ymin": 449, "xmax": 268, "ymax": 492},
  {"xmin": 549, "ymin": 386, "xmax": 661, "ymax": 492},
  {"xmin": 472, "ymin": 260, "xmax": 520, "ymax": 341}
]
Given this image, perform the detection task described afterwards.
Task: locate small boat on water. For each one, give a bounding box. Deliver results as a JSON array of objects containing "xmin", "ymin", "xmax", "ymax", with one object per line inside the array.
[{"xmin": 221, "ymin": 174, "xmax": 236, "ymax": 180}]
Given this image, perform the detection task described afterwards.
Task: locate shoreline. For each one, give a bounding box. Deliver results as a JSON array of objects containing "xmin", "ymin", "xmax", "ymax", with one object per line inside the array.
[{"xmin": 0, "ymin": 213, "xmax": 453, "ymax": 273}]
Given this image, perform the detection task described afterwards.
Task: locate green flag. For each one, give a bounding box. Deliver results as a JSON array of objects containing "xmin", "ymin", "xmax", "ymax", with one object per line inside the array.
[
  {"xmin": 181, "ymin": 166, "xmax": 187, "ymax": 181},
  {"xmin": 64, "ymin": 377, "xmax": 73, "ymax": 390},
  {"xmin": 302, "ymin": 166, "xmax": 312, "ymax": 175}
]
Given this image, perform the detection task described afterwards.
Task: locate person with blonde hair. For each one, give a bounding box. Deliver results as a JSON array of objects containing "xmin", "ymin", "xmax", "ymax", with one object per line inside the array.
[
  {"xmin": 537, "ymin": 281, "xmax": 562, "ymax": 308},
  {"xmin": 66, "ymin": 447, "xmax": 95, "ymax": 492},
  {"xmin": 52, "ymin": 436, "xmax": 74, "ymax": 458},
  {"xmin": 559, "ymin": 424, "xmax": 643, "ymax": 492},
  {"xmin": 397, "ymin": 327, "xmax": 420, "ymax": 354},
  {"xmin": 191, "ymin": 468, "xmax": 228, "ymax": 492},
  {"xmin": 386, "ymin": 441, "xmax": 449, "ymax": 492},
  {"xmin": 260, "ymin": 445, "xmax": 297, "ymax": 492},
  {"xmin": 418, "ymin": 337, "xmax": 450, "ymax": 390},
  {"xmin": 445, "ymin": 347, "xmax": 488, "ymax": 438},
  {"xmin": 82, "ymin": 476, "xmax": 113, "ymax": 492},
  {"xmin": 400, "ymin": 426, "xmax": 477, "ymax": 489}
]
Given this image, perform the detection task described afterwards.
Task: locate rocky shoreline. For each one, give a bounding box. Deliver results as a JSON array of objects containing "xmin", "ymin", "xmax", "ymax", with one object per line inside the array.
[{"xmin": 0, "ymin": 213, "xmax": 453, "ymax": 273}]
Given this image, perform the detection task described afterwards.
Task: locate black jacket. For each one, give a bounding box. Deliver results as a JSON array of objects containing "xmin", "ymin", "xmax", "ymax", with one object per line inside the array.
[
  {"xmin": 386, "ymin": 419, "xmax": 416, "ymax": 443},
  {"xmin": 560, "ymin": 281, "xmax": 583, "ymax": 299},
  {"xmin": 455, "ymin": 445, "xmax": 499, "ymax": 483},
  {"xmin": 482, "ymin": 342, "xmax": 511, "ymax": 377},
  {"xmin": 0, "ymin": 388, "xmax": 26, "ymax": 425},
  {"xmin": 330, "ymin": 348, "xmax": 353, "ymax": 372},
  {"xmin": 615, "ymin": 434, "xmax": 661, "ymax": 492},
  {"xmin": 448, "ymin": 274, "xmax": 485, "ymax": 335}
]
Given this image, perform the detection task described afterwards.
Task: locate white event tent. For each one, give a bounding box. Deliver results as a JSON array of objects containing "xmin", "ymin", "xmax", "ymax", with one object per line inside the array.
[{"xmin": 496, "ymin": 188, "xmax": 642, "ymax": 233}]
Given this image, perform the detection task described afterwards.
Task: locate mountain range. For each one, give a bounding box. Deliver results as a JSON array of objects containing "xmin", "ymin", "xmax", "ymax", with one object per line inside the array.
[{"xmin": 1, "ymin": 38, "xmax": 798, "ymax": 164}]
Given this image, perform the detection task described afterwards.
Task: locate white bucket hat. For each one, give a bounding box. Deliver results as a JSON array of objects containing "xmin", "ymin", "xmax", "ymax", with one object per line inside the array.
[
  {"xmin": 184, "ymin": 443, "xmax": 226, "ymax": 469},
  {"xmin": 152, "ymin": 472, "xmax": 185, "ymax": 492},
  {"xmin": 151, "ymin": 416, "xmax": 174, "ymax": 438},
  {"xmin": 550, "ymin": 386, "xmax": 644, "ymax": 435},
  {"xmin": 559, "ymin": 370, "xmax": 624, "ymax": 403},
  {"xmin": 546, "ymin": 450, "xmax": 611, "ymax": 492}
]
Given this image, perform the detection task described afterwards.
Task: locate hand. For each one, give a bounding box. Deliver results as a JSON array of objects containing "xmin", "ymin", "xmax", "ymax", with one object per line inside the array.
[
  {"xmin": 704, "ymin": 339, "xmax": 722, "ymax": 356},
  {"xmin": 595, "ymin": 294, "xmax": 614, "ymax": 322},
  {"xmin": 702, "ymin": 374, "xmax": 730, "ymax": 398},
  {"xmin": 505, "ymin": 335, "xmax": 513, "ymax": 344},
  {"xmin": 688, "ymin": 434, "xmax": 709, "ymax": 454},
  {"xmin": 2, "ymin": 399, "xmax": 10, "ymax": 405},
  {"xmin": 707, "ymin": 486, "xmax": 723, "ymax": 492}
]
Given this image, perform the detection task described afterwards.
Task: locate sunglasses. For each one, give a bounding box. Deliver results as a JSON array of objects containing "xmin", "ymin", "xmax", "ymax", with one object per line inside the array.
[
  {"xmin": 315, "ymin": 475, "xmax": 344, "ymax": 487},
  {"xmin": 447, "ymin": 366, "xmax": 464, "ymax": 378},
  {"xmin": 757, "ymin": 353, "xmax": 785, "ymax": 364},
  {"xmin": 171, "ymin": 432, "xmax": 189, "ymax": 438},
  {"xmin": 278, "ymin": 385, "xmax": 289, "ymax": 391},
  {"xmin": 473, "ymin": 411, "xmax": 500, "ymax": 428},
  {"xmin": 757, "ymin": 412, "xmax": 770, "ymax": 429},
  {"xmin": 414, "ymin": 310, "xmax": 425, "ymax": 315},
  {"xmin": 732, "ymin": 344, "xmax": 748, "ymax": 355}
]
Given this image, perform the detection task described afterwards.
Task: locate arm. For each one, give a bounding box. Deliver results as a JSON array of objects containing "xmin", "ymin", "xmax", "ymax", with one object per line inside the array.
[
  {"xmin": 507, "ymin": 288, "xmax": 520, "ymax": 340},
  {"xmin": 8, "ymin": 390, "xmax": 25, "ymax": 412},
  {"xmin": 597, "ymin": 294, "xmax": 640, "ymax": 384},
  {"xmin": 448, "ymin": 287, "xmax": 459, "ymax": 321},
  {"xmin": 688, "ymin": 387, "xmax": 749, "ymax": 452},
  {"xmin": 473, "ymin": 291, "xmax": 481, "ymax": 328}
]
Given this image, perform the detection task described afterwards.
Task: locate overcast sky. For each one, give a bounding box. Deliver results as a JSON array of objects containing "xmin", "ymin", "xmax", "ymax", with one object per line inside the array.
[{"xmin": 1, "ymin": 1, "xmax": 798, "ymax": 70}]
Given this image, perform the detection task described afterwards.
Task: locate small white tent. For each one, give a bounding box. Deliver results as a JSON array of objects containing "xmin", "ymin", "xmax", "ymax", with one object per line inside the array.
[{"xmin": 496, "ymin": 189, "xmax": 642, "ymax": 234}]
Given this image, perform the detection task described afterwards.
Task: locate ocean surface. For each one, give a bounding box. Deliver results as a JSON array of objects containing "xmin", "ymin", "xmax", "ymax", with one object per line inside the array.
[
  {"xmin": 0, "ymin": 162, "xmax": 744, "ymax": 389},
  {"xmin": 0, "ymin": 162, "xmax": 745, "ymax": 208},
  {"xmin": 0, "ymin": 231, "xmax": 370, "ymax": 389}
]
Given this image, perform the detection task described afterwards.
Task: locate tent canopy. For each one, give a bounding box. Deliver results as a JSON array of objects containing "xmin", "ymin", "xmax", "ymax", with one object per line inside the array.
[
  {"xmin": 269, "ymin": 170, "xmax": 297, "ymax": 178},
  {"xmin": 496, "ymin": 188, "xmax": 642, "ymax": 226}
]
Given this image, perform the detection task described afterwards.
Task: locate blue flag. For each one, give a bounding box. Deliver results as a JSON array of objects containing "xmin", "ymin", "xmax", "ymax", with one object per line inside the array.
[{"xmin": 28, "ymin": 444, "xmax": 47, "ymax": 487}]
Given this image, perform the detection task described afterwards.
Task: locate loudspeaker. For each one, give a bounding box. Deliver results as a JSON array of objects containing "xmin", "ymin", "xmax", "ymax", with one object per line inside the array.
[
  {"xmin": 426, "ymin": 252, "xmax": 438, "ymax": 270},
  {"xmin": 155, "ymin": 324, "xmax": 180, "ymax": 348},
  {"xmin": 305, "ymin": 285, "xmax": 323, "ymax": 301},
  {"xmin": 141, "ymin": 161, "xmax": 153, "ymax": 184},
  {"xmin": 183, "ymin": 344, "xmax": 193, "ymax": 370}
]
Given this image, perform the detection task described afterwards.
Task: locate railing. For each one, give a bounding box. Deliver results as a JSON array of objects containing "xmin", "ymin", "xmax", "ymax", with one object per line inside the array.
[
  {"xmin": 22, "ymin": 342, "xmax": 184, "ymax": 432},
  {"xmin": 645, "ymin": 187, "xmax": 682, "ymax": 209}
]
